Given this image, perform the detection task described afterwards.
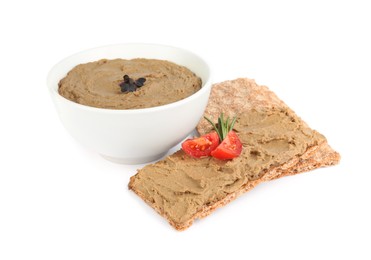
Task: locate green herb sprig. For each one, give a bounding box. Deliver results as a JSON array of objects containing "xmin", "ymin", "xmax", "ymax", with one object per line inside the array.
[{"xmin": 204, "ymin": 113, "xmax": 237, "ymax": 141}]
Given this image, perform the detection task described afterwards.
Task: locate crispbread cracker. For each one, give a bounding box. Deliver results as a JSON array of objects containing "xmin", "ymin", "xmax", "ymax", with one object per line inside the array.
[
  {"xmin": 129, "ymin": 78, "xmax": 340, "ymax": 231},
  {"xmin": 198, "ymin": 78, "xmax": 298, "ymax": 134}
]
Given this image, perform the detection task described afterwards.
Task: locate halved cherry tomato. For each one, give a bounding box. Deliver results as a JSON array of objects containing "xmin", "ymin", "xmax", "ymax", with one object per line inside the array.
[
  {"xmin": 181, "ymin": 131, "xmax": 220, "ymax": 158},
  {"xmin": 211, "ymin": 131, "xmax": 242, "ymax": 160}
]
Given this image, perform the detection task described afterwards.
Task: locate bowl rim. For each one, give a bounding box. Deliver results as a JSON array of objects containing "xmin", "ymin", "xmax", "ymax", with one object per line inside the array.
[{"xmin": 47, "ymin": 43, "xmax": 212, "ymax": 114}]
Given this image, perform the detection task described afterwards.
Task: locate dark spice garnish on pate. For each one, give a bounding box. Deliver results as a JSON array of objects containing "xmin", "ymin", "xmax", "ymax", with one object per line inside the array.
[
  {"xmin": 58, "ymin": 58, "xmax": 202, "ymax": 109},
  {"xmin": 119, "ymin": 75, "xmax": 146, "ymax": 93}
]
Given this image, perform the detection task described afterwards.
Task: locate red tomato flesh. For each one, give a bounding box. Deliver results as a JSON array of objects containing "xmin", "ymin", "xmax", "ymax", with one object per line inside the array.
[
  {"xmin": 211, "ymin": 131, "xmax": 242, "ymax": 160},
  {"xmin": 181, "ymin": 132, "xmax": 220, "ymax": 158}
]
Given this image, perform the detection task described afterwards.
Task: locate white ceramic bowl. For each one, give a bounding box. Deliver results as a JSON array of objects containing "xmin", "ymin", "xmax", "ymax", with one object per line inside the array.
[{"xmin": 47, "ymin": 43, "xmax": 212, "ymax": 164}]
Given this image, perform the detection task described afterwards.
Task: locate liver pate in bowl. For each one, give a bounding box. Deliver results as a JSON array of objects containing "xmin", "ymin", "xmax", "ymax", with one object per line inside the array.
[{"xmin": 47, "ymin": 43, "xmax": 211, "ymax": 164}]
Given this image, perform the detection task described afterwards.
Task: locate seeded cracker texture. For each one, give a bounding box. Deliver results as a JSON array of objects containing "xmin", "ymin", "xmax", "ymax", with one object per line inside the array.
[{"xmin": 128, "ymin": 78, "xmax": 340, "ymax": 231}]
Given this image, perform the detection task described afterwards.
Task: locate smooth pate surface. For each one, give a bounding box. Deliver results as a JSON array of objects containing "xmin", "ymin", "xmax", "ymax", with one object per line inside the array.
[
  {"xmin": 58, "ymin": 58, "xmax": 202, "ymax": 109},
  {"xmin": 129, "ymin": 108, "xmax": 325, "ymax": 224}
]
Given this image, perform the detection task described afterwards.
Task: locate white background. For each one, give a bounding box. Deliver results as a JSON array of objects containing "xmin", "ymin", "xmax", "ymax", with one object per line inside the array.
[{"xmin": 1, "ymin": 0, "xmax": 370, "ymax": 259}]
